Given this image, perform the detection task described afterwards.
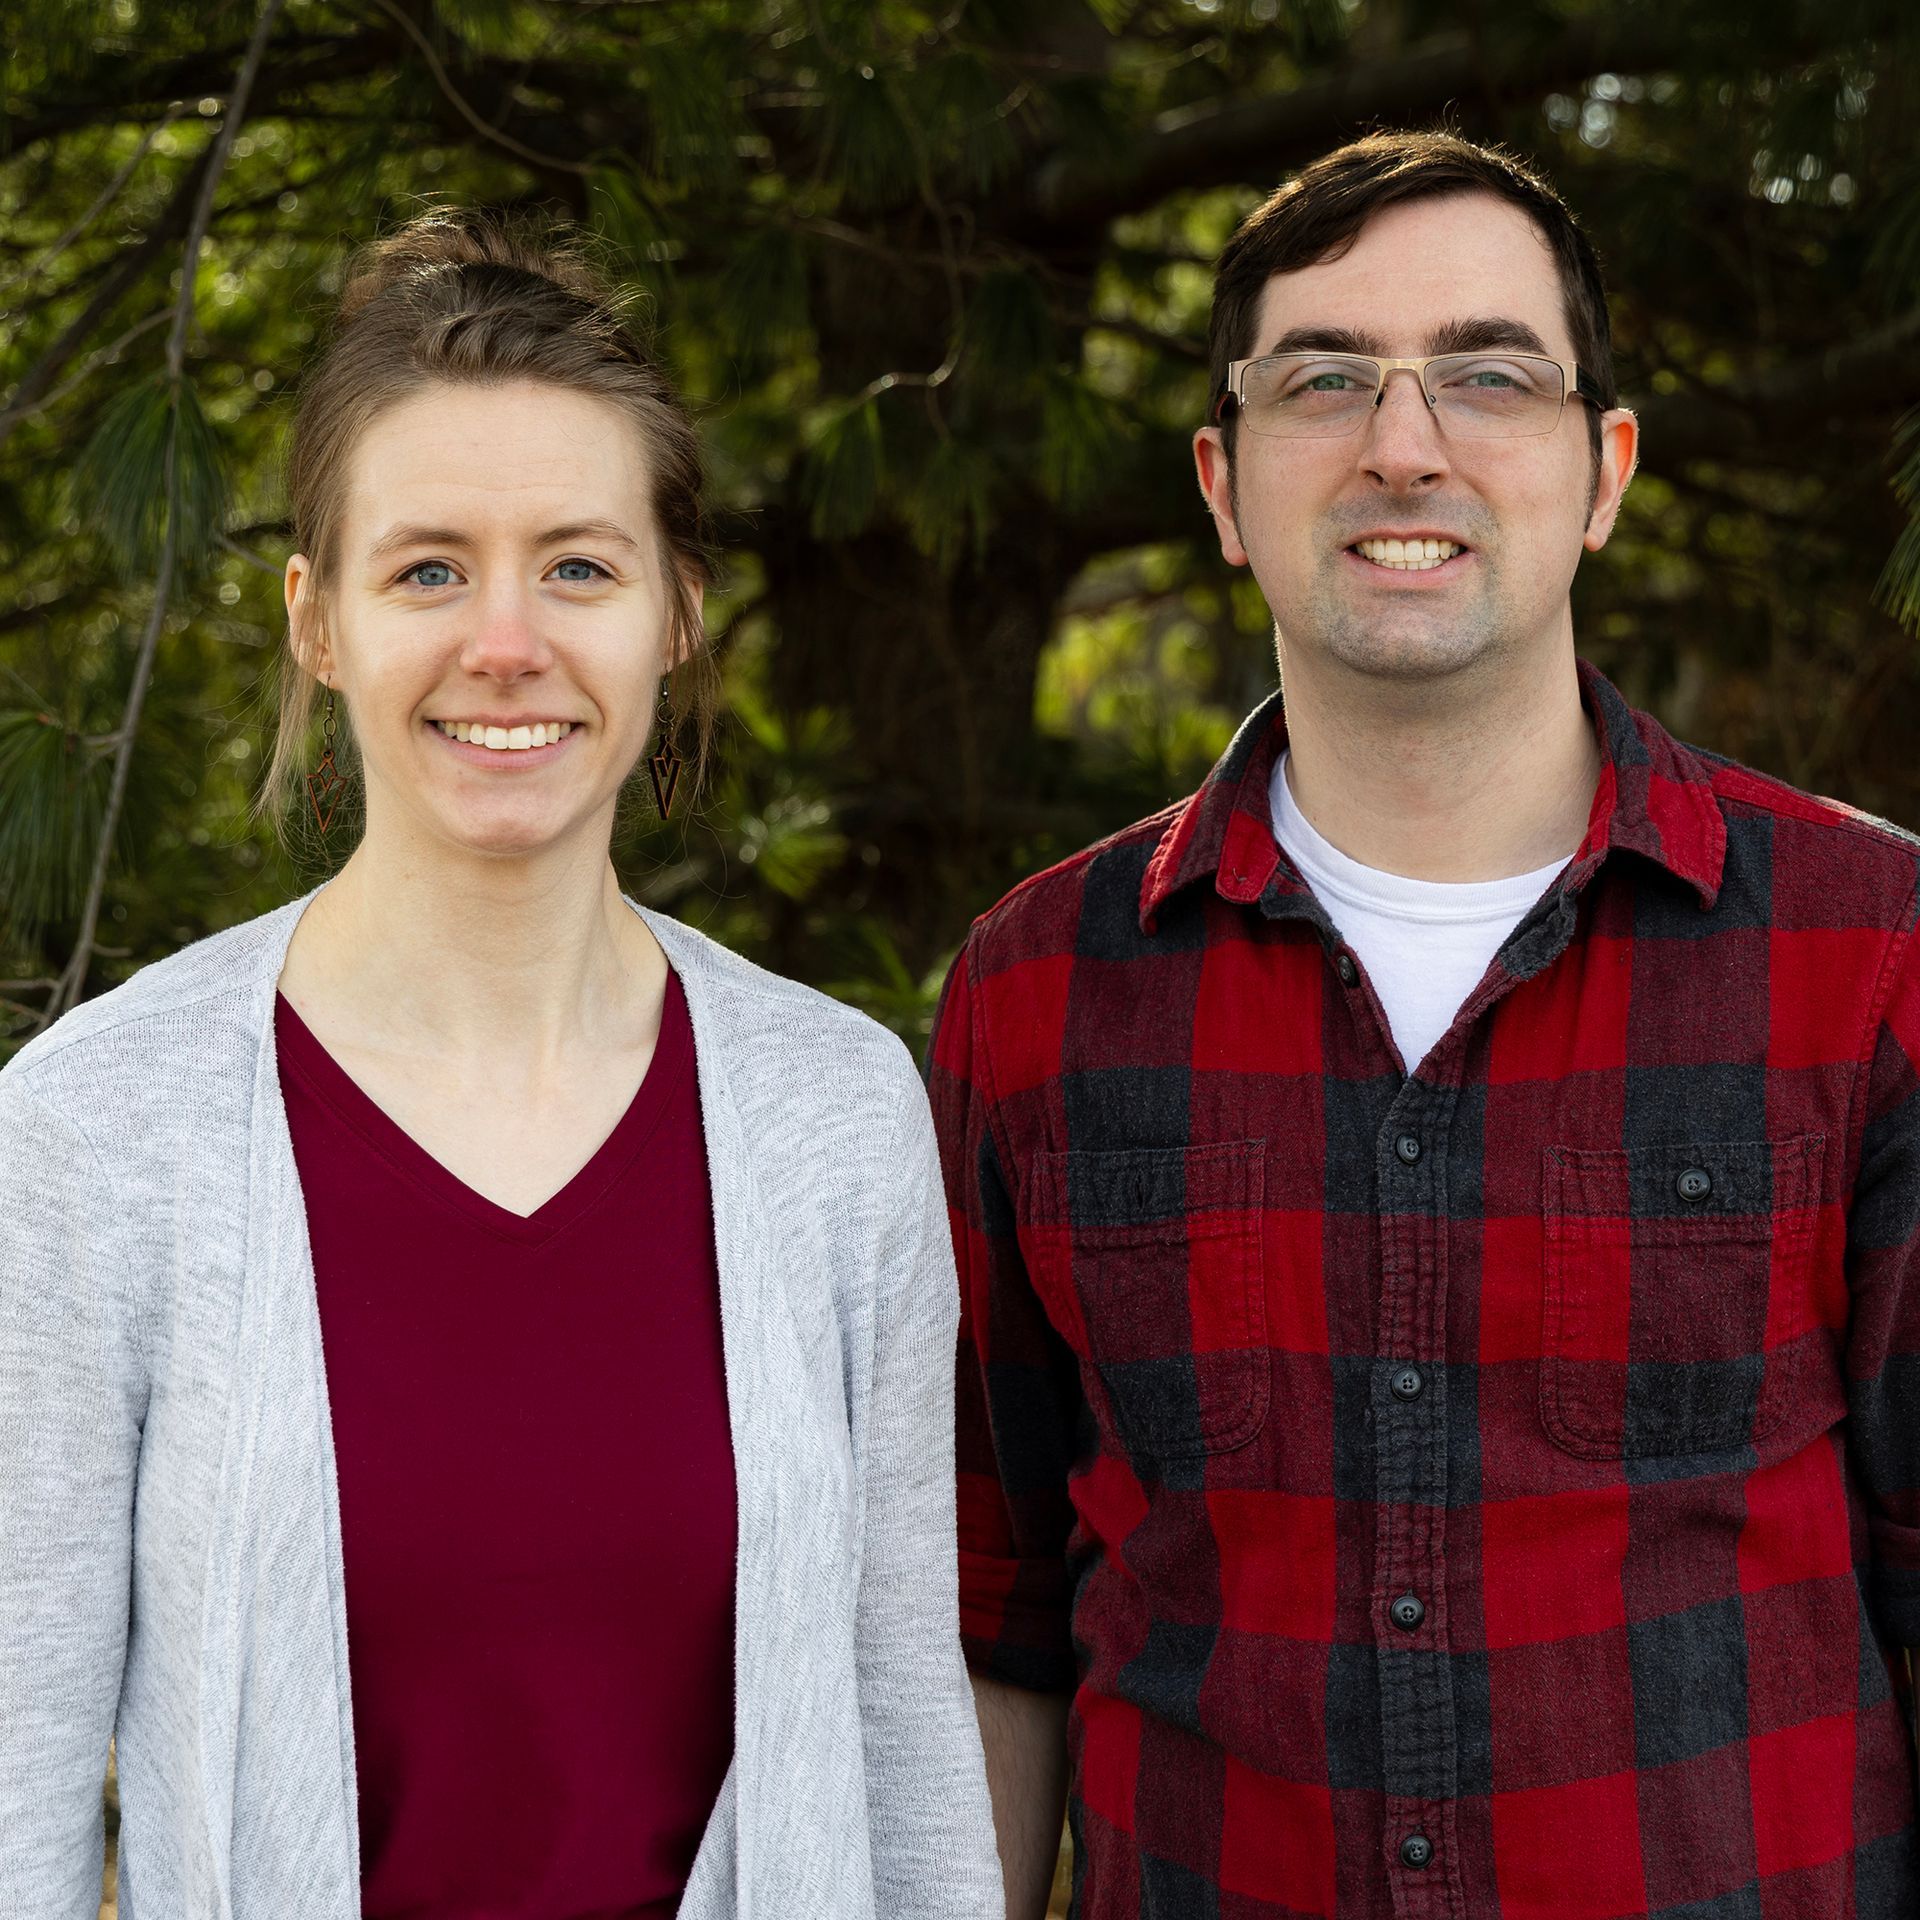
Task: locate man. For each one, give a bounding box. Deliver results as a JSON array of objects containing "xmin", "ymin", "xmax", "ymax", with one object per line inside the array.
[{"xmin": 928, "ymin": 129, "xmax": 1920, "ymax": 1919}]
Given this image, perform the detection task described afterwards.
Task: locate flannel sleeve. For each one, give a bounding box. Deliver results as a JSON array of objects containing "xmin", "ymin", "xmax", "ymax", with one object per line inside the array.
[
  {"xmin": 1846, "ymin": 892, "xmax": 1920, "ymax": 1650},
  {"xmin": 926, "ymin": 932, "xmax": 1081, "ymax": 1692}
]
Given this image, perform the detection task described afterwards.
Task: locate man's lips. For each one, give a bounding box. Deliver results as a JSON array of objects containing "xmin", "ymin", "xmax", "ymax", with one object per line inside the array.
[{"xmin": 1342, "ymin": 537, "xmax": 1475, "ymax": 584}]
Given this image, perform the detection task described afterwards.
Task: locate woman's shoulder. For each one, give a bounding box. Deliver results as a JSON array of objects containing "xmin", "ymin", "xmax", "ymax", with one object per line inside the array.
[
  {"xmin": 638, "ymin": 905, "xmax": 926, "ymax": 1134},
  {"xmin": 643, "ymin": 907, "xmax": 917, "ymax": 1068},
  {"xmin": 1, "ymin": 898, "xmax": 302, "ymax": 1124}
]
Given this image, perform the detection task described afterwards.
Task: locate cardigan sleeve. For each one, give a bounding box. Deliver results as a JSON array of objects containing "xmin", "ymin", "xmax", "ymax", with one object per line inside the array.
[
  {"xmin": 853, "ymin": 1060, "xmax": 1006, "ymax": 1920},
  {"xmin": 0, "ymin": 1070, "xmax": 145, "ymax": 1919}
]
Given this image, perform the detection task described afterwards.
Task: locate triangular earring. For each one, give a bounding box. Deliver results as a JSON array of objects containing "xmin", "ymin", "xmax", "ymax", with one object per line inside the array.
[
  {"xmin": 649, "ymin": 679, "xmax": 682, "ymax": 818},
  {"xmin": 307, "ymin": 687, "xmax": 348, "ymax": 832}
]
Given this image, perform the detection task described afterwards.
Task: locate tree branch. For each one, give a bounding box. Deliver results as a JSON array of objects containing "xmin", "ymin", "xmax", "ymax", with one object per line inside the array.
[
  {"xmin": 1, "ymin": 28, "xmax": 365, "ymax": 153},
  {"xmin": 0, "ymin": 105, "xmax": 186, "ymax": 299},
  {"xmin": 0, "ymin": 147, "xmax": 211, "ymax": 457},
  {"xmin": 41, "ymin": 0, "xmax": 289, "ymax": 1026},
  {"xmin": 361, "ymin": 0, "xmax": 594, "ymax": 177},
  {"xmin": 1018, "ymin": 12, "xmax": 1840, "ymax": 237},
  {"xmin": 1633, "ymin": 306, "xmax": 1920, "ymax": 470}
]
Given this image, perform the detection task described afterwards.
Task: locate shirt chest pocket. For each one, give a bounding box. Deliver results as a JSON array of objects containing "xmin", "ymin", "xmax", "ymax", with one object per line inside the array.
[
  {"xmin": 1540, "ymin": 1134, "xmax": 1825, "ymax": 1460},
  {"xmin": 1028, "ymin": 1140, "xmax": 1269, "ymax": 1464}
]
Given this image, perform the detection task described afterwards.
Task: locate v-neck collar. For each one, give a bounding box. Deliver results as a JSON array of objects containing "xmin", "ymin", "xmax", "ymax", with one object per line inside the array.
[{"xmin": 271, "ymin": 968, "xmax": 691, "ymax": 1249}]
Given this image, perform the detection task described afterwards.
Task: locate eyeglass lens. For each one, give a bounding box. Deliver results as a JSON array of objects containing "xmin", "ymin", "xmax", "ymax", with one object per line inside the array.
[{"xmin": 1237, "ymin": 353, "xmax": 1568, "ymax": 439}]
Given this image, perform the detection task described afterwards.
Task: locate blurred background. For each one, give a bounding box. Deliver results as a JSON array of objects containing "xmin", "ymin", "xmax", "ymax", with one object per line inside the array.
[
  {"xmin": 5, "ymin": 0, "xmax": 1920, "ymax": 1064},
  {"xmin": 6, "ymin": 3, "xmax": 1920, "ymax": 1911}
]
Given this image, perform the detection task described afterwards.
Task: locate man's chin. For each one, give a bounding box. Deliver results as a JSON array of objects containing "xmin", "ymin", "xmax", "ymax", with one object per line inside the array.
[{"xmin": 1308, "ymin": 612, "xmax": 1504, "ymax": 684}]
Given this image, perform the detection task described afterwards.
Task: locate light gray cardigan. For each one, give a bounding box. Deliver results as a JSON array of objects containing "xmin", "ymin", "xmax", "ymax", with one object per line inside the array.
[{"xmin": 0, "ymin": 890, "xmax": 1003, "ymax": 1920}]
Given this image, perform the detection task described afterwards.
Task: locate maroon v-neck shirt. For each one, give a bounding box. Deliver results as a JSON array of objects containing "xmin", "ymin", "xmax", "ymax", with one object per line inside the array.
[{"xmin": 275, "ymin": 969, "xmax": 736, "ymax": 1920}]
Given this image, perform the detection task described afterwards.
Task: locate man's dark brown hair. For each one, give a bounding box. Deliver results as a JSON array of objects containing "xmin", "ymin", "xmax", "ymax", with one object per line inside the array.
[{"xmin": 1208, "ymin": 129, "xmax": 1616, "ymax": 465}]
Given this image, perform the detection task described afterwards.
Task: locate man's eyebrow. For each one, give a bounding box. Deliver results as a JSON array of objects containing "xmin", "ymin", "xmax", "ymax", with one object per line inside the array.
[
  {"xmin": 365, "ymin": 517, "xmax": 644, "ymax": 561},
  {"xmin": 1261, "ymin": 317, "xmax": 1556, "ymax": 358},
  {"xmin": 1265, "ymin": 325, "xmax": 1384, "ymax": 356}
]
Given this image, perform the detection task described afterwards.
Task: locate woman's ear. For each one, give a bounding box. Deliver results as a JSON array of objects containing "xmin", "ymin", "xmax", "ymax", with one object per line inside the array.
[
  {"xmin": 665, "ymin": 573, "xmax": 705, "ymax": 671},
  {"xmin": 284, "ymin": 553, "xmax": 330, "ymax": 684}
]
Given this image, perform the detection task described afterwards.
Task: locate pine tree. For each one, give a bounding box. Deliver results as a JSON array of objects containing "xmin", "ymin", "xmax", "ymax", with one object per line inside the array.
[{"xmin": 5, "ymin": 0, "xmax": 1919, "ymax": 1056}]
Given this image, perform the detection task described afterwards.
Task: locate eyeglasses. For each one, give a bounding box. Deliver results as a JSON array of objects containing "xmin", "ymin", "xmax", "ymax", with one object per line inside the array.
[{"xmin": 1215, "ymin": 351, "xmax": 1605, "ymax": 440}]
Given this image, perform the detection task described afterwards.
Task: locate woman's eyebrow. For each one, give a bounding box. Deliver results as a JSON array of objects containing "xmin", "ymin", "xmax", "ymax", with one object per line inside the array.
[{"xmin": 364, "ymin": 517, "xmax": 643, "ymax": 561}]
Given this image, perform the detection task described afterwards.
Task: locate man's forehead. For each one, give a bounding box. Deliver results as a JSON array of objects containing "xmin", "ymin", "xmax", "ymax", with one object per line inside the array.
[{"xmin": 1251, "ymin": 192, "xmax": 1572, "ymax": 354}]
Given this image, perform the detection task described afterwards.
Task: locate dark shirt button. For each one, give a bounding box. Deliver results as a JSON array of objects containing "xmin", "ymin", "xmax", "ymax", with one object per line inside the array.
[
  {"xmin": 1676, "ymin": 1166, "xmax": 1712, "ymax": 1202},
  {"xmin": 1395, "ymin": 1132, "xmax": 1422, "ymax": 1165},
  {"xmin": 1400, "ymin": 1834, "xmax": 1433, "ymax": 1869},
  {"xmin": 1390, "ymin": 1365, "xmax": 1425, "ymax": 1401},
  {"xmin": 1337, "ymin": 951, "xmax": 1359, "ymax": 987},
  {"xmin": 1389, "ymin": 1593, "xmax": 1426, "ymax": 1632}
]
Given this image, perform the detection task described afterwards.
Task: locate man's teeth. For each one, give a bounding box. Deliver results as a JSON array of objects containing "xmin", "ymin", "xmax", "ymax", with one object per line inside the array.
[
  {"xmin": 432, "ymin": 720, "xmax": 574, "ymax": 750},
  {"xmin": 1355, "ymin": 538, "xmax": 1462, "ymax": 570}
]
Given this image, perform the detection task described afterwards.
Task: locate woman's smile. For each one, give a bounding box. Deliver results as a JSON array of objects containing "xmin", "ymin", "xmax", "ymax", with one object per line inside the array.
[{"xmin": 427, "ymin": 715, "xmax": 583, "ymax": 763}]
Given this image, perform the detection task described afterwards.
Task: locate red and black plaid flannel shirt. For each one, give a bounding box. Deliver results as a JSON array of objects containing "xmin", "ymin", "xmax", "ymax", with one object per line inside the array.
[{"xmin": 929, "ymin": 661, "xmax": 1920, "ymax": 1919}]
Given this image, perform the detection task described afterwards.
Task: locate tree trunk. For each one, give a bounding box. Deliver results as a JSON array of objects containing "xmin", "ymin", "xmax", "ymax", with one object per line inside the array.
[{"xmin": 761, "ymin": 508, "xmax": 1068, "ymax": 966}]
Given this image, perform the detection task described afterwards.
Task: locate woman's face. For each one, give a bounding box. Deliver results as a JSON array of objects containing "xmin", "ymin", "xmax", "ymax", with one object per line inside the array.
[{"xmin": 284, "ymin": 378, "xmax": 686, "ymax": 864}]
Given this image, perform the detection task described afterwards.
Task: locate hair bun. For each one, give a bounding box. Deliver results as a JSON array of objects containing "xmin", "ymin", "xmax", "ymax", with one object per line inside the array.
[{"xmin": 335, "ymin": 206, "xmax": 610, "ymax": 325}]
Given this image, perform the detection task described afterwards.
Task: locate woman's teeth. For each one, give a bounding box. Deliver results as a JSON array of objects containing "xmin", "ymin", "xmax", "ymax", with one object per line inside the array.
[
  {"xmin": 432, "ymin": 720, "xmax": 574, "ymax": 750},
  {"xmin": 1355, "ymin": 538, "xmax": 1461, "ymax": 570}
]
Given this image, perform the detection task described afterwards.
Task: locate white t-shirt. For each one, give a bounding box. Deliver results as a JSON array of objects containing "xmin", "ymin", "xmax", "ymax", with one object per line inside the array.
[{"xmin": 1268, "ymin": 752, "xmax": 1570, "ymax": 1074}]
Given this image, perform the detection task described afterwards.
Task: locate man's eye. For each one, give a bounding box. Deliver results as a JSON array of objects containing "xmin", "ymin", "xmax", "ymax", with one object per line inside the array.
[
  {"xmin": 553, "ymin": 558, "xmax": 609, "ymax": 583},
  {"xmin": 401, "ymin": 561, "xmax": 456, "ymax": 588}
]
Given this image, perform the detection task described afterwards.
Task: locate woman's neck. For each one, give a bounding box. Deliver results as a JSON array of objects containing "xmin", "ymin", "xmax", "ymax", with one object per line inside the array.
[{"xmin": 278, "ymin": 822, "xmax": 664, "ymax": 1071}]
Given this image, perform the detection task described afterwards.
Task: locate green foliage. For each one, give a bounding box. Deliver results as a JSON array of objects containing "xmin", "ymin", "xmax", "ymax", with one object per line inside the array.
[
  {"xmin": 717, "ymin": 224, "xmax": 812, "ymax": 358},
  {"xmin": 586, "ymin": 162, "xmax": 678, "ymax": 301},
  {"xmin": 6, "ymin": 0, "xmax": 1920, "ymax": 1055},
  {"xmin": 1039, "ymin": 370, "xmax": 1128, "ymax": 508},
  {"xmin": 1876, "ymin": 407, "xmax": 1920, "ymax": 633},
  {"xmin": 967, "ymin": 268, "xmax": 1057, "ymax": 388},
  {"xmin": 69, "ymin": 374, "xmax": 227, "ymax": 581},
  {"xmin": 903, "ymin": 435, "xmax": 996, "ymax": 572},
  {"xmin": 822, "ymin": 67, "xmax": 922, "ymax": 210},
  {"xmin": 0, "ymin": 709, "xmax": 109, "ymax": 946},
  {"xmin": 803, "ymin": 396, "xmax": 885, "ymax": 538}
]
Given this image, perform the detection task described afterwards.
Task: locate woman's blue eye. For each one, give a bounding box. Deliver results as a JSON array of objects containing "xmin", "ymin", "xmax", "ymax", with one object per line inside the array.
[{"xmin": 399, "ymin": 558, "xmax": 609, "ymax": 588}]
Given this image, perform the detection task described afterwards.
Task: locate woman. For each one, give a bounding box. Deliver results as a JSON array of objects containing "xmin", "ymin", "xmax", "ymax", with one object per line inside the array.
[{"xmin": 0, "ymin": 210, "xmax": 1002, "ymax": 1920}]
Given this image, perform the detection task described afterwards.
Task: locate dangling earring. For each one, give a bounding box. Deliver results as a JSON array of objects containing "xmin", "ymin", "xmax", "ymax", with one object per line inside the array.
[
  {"xmin": 648, "ymin": 676, "xmax": 683, "ymax": 818},
  {"xmin": 307, "ymin": 685, "xmax": 348, "ymax": 833}
]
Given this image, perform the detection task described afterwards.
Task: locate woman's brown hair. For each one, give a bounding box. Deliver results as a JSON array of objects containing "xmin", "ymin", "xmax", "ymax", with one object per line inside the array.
[{"xmin": 262, "ymin": 205, "xmax": 718, "ymax": 836}]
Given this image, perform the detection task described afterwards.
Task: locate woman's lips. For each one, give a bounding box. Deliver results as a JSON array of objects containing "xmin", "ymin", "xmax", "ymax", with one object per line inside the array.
[{"xmin": 427, "ymin": 721, "xmax": 581, "ymax": 765}]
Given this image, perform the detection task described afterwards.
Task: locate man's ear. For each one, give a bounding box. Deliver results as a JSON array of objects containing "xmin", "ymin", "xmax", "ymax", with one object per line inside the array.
[
  {"xmin": 1582, "ymin": 407, "xmax": 1640, "ymax": 552},
  {"xmin": 1193, "ymin": 424, "xmax": 1249, "ymax": 568}
]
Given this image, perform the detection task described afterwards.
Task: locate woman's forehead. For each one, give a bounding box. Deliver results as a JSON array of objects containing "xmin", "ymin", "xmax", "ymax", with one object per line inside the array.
[{"xmin": 342, "ymin": 381, "xmax": 653, "ymax": 554}]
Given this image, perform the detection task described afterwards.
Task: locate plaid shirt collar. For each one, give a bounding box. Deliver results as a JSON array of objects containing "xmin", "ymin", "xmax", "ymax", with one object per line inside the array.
[{"xmin": 1137, "ymin": 656, "xmax": 1728, "ymax": 934}]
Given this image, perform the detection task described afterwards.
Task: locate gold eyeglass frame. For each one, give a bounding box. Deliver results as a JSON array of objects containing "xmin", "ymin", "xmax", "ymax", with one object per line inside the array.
[{"xmin": 1214, "ymin": 350, "xmax": 1607, "ymax": 437}]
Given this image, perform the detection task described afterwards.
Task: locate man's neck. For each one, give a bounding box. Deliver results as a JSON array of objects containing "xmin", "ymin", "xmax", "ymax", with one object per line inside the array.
[{"xmin": 1277, "ymin": 640, "xmax": 1601, "ymax": 883}]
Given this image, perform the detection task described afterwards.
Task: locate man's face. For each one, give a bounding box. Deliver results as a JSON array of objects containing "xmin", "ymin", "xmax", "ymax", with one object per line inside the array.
[{"xmin": 1193, "ymin": 191, "xmax": 1637, "ymax": 688}]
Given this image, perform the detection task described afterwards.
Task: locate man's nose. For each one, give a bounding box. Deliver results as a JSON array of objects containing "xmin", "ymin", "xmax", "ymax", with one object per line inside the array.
[{"xmin": 1358, "ymin": 365, "xmax": 1450, "ymax": 492}]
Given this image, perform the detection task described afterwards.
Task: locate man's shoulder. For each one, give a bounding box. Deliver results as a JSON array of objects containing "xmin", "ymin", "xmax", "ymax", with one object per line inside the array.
[
  {"xmin": 1693, "ymin": 742, "xmax": 1920, "ymax": 910},
  {"xmin": 964, "ymin": 800, "xmax": 1187, "ymax": 970}
]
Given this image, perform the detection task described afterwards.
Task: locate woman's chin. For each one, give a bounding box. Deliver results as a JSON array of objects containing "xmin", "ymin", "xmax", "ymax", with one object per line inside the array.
[{"xmin": 421, "ymin": 797, "xmax": 599, "ymax": 864}]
